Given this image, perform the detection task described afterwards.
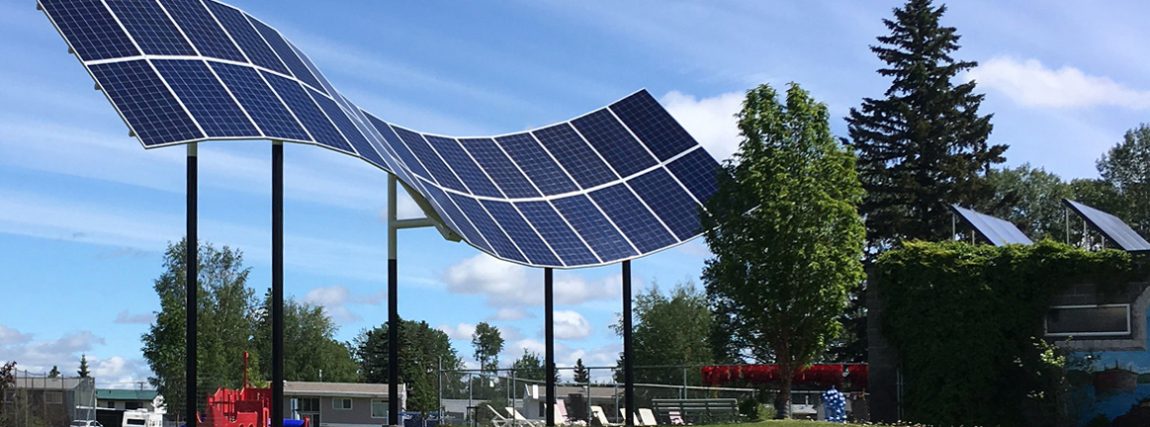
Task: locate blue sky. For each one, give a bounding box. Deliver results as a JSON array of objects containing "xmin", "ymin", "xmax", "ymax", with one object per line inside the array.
[{"xmin": 3, "ymin": 0, "xmax": 1150, "ymax": 388}]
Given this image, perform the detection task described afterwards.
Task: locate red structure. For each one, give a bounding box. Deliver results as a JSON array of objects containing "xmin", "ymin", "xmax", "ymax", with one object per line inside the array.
[
  {"xmin": 199, "ymin": 353, "xmax": 306, "ymax": 427},
  {"xmin": 701, "ymin": 364, "xmax": 868, "ymax": 390}
]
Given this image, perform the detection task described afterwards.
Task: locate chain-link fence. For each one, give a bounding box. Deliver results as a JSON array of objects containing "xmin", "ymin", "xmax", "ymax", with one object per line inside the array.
[
  {"xmin": 1, "ymin": 369, "xmax": 97, "ymax": 427},
  {"xmin": 435, "ymin": 365, "xmax": 760, "ymax": 427}
]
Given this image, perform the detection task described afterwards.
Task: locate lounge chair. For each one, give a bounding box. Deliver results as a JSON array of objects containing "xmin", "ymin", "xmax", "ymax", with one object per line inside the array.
[
  {"xmin": 506, "ymin": 407, "xmax": 544, "ymax": 427},
  {"xmin": 486, "ymin": 405, "xmax": 513, "ymax": 427},
  {"xmin": 667, "ymin": 410, "xmax": 688, "ymax": 426},
  {"xmin": 618, "ymin": 409, "xmax": 643, "ymax": 426},
  {"xmin": 590, "ymin": 406, "xmax": 621, "ymax": 427},
  {"xmin": 638, "ymin": 408, "xmax": 658, "ymax": 427}
]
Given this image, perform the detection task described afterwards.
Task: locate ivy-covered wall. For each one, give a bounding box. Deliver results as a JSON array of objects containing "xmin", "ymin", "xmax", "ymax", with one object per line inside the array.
[{"xmin": 875, "ymin": 241, "xmax": 1140, "ymax": 426}]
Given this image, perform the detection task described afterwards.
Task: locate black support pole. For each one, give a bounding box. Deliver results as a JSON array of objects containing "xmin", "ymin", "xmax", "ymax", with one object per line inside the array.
[
  {"xmin": 622, "ymin": 260, "xmax": 634, "ymax": 427},
  {"xmin": 185, "ymin": 144, "xmax": 197, "ymax": 427},
  {"xmin": 545, "ymin": 268, "xmax": 555, "ymax": 427},
  {"xmin": 272, "ymin": 142, "xmax": 284, "ymax": 427},
  {"xmin": 387, "ymin": 176, "xmax": 400, "ymax": 427}
]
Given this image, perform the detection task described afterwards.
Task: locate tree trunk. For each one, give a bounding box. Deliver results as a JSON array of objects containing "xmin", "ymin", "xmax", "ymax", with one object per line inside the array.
[{"xmin": 773, "ymin": 378, "xmax": 792, "ymax": 419}]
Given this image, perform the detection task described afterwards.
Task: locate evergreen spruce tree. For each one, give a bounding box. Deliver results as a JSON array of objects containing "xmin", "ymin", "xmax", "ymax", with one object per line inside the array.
[
  {"xmin": 572, "ymin": 359, "xmax": 590, "ymax": 384},
  {"xmin": 48, "ymin": 366, "xmax": 60, "ymax": 378},
  {"xmin": 847, "ymin": 0, "xmax": 1006, "ymax": 249},
  {"xmin": 77, "ymin": 355, "xmax": 90, "ymax": 378}
]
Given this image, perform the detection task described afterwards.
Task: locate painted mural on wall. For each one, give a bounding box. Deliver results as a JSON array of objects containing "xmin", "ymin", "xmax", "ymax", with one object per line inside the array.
[{"xmin": 1069, "ymin": 311, "xmax": 1150, "ymax": 426}]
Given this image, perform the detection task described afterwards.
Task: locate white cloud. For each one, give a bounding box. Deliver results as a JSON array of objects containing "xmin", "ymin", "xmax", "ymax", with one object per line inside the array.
[
  {"xmin": 552, "ymin": 311, "xmax": 591, "ymax": 340},
  {"xmin": 303, "ymin": 285, "xmax": 360, "ymax": 323},
  {"xmin": 0, "ymin": 327, "xmax": 105, "ymax": 374},
  {"xmin": 444, "ymin": 254, "xmax": 620, "ymax": 307},
  {"xmin": 438, "ymin": 323, "xmax": 477, "ymax": 340},
  {"xmin": 662, "ymin": 91, "xmax": 743, "ymax": 162},
  {"xmin": 489, "ymin": 308, "xmax": 533, "ymax": 321},
  {"xmin": 968, "ymin": 56, "xmax": 1150, "ymax": 109},
  {"xmin": 0, "ymin": 325, "xmax": 31, "ymax": 346},
  {"xmin": 113, "ymin": 310, "xmax": 155, "ymax": 325},
  {"xmin": 91, "ymin": 356, "xmax": 152, "ymax": 390}
]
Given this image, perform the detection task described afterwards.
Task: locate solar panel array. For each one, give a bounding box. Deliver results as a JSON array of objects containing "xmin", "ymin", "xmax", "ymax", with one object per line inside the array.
[
  {"xmin": 38, "ymin": 0, "xmax": 725, "ymax": 269},
  {"xmin": 949, "ymin": 205, "xmax": 1033, "ymax": 246},
  {"xmin": 1063, "ymin": 199, "xmax": 1150, "ymax": 253}
]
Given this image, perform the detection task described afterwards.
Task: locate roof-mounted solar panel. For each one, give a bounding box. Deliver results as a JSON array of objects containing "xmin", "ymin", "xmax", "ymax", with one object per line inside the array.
[
  {"xmin": 38, "ymin": 0, "xmax": 725, "ymax": 269},
  {"xmin": 950, "ymin": 205, "xmax": 1032, "ymax": 246},
  {"xmin": 1063, "ymin": 199, "xmax": 1150, "ymax": 253}
]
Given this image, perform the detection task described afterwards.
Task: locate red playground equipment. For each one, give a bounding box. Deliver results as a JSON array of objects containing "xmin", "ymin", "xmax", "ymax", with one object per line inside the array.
[{"xmin": 198, "ymin": 353, "xmax": 307, "ymax": 427}]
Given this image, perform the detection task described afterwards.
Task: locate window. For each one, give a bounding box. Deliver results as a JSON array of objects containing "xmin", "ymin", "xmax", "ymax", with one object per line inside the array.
[
  {"xmin": 1046, "ymin": 304, "xmax": 1131, "ymax": 337},
  {"xmin": 125, "ymin": 419, "xmax": 146, "ymax": 426},
  {"xmin": 333, "ymin": 398, "xmax": 352, "ymax": 410},
  {"xmin": 371, "ymin": 400, "xmax": 388, "ymax": 419},
  {"xmin": 45, "ymin": 391, "xmax": 63, "ymax": 404},
  {"xmin": 298, "ymin": 398, "xmax": 320, "ymax": 412},
  {"xmin": 125, "ymin": 401, "xmax": 141, "ymax": 410}
]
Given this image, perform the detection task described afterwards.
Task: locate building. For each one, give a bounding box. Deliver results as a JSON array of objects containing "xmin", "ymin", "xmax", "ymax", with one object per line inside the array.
[
  {"xmin": 96, "ymin": 389, "xmax": 159, "ymax": 411},
  {"xmin": 282, "ymin": 381, "xmax": 406, "ymax": 427},
  {"xmin": 2, "ymin": 375, "xmax": 97, "ymax": 424}
]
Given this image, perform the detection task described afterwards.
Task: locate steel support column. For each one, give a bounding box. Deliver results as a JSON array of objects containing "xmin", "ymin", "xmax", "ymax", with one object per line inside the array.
[
  {"xmin": 388, "ymin": 175, "xmax": 400, "ymax": 427},
  {"xmin": 272, "ymin": 142, "xmax": 284, "ymax": 427},
  {"xmin": 185, "ymin": 143, "xmax": 198, "ymax": 427},
  {"xmin": 622, "ymin": 260, "xmax": 634, "ymax": 427},
  {"xmin": 545, "ymin": 268, "xmax": 555, "ymax": 426}
]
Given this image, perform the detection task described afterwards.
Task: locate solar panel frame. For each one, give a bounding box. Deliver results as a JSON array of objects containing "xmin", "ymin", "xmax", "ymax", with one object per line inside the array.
[
  {"xmin": 38, "ymin": 0, "xmax": 729, "ymax": 269},
  {"xmin": 1063, "ymin": 199, "xmax": 1150, "ymax": 252},
  {"xmin": 949, "ymin": 205, "xmax": 1033, "ymax": 247}
]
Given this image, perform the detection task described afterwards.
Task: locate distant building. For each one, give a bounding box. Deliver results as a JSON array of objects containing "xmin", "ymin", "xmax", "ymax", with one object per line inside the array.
[
  {"xmin": 96, "ymin": 389, "xmax": 159, "ymax": 411},
  {"xmin": 3, "ymin": 375, "xmax": 97, "ymax": 423},
  {"xmin": 281, "ymin": 381, "xmax": 406, "ymax": 427}
]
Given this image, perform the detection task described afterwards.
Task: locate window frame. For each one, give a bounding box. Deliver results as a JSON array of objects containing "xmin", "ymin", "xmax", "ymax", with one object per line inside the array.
[
  {"xmin": 332, "ymin": 398, "xmax": 353, "ymax": 411},
  {"xmin": 1045, "ymin": 303, "xmax": 1132, "ymax": 337},
  {"xmin": 370, "ymin": 399, "xmax": 388, "ymax": 419}
]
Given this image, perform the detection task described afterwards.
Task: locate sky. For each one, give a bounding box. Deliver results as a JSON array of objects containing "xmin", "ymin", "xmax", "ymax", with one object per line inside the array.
[{"xmin": 3, "ymin": 0, "xmax": 1150, "ymax": 389}]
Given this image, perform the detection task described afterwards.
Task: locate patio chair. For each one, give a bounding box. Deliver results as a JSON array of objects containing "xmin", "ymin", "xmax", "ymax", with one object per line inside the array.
[
  {"xmin": 486, "ymin": 405, "xmax": 513, "ymax": 427},
  {"xmin": 617, "ymin": 409, "xmax": 643, "ymax": 426},
  {"xmin": 638, "ymin": 408, "xmax": 658, "ymax": 427},
  {"xmin": 505, "ymin": 406, "xmax": 544, "ymax": 427},
  {"xmin": 666, "ymin": 410, "xmax": 688, "ymax": 426},
  {"xmin": 590, "ymin": 406, "xmax": 621, "ymax": 427}
]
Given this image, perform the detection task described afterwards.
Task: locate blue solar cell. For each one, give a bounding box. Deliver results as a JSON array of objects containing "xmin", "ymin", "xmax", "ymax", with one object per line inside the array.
[
  {"xmin": 208, "ymin": 62, "xmax": 308, "ymax": 141},
  {"xmin": 589, "ymin": 184, "xmax": 676, "ymax": 253},
  {"xmin": 89, "ymin": 60, "xmax": 202, "ymax": 145},
  {"xmin": 551, "ymin": 195, "xmax": 636, "ymax": 261},
  {"xmin": 452, "ymin": 194, "xmax": 526, "ymax": 263},
  {"xmin": 426, "ymin": 136, "xmax": 502, "ymax": 198},
  {"xmin": 629, "ymin": 169, "xmax": 705, "ymax": 240},
  {"xmin": 459, "ymin": 138, "xmax": 540, "ymax": 199},
  {"xmin": 481, "ymin": 200, "xmax": 560, "ymax": 266},
  {"xmin": 290, "ymin": 43, "xmax": 338, "ymax": 100},
  {"xmin": 159, "ymin": 0, "xmax": 245, "ymax": 61},
  {"xmin": 393, "ymin": 128, "xmax": 466, "ymax": 192},
  {"xmin": 262, "ymin": 72, "xmax": 352, "ymax": 152},
  {"xmin": 495, "ymin": 133, "xmax": 578, "ymax": 195},
  {"xmin": 666, "ymin": 149, "xmax": 723, "ymax": 203},
  {"xmin": 204, "ymin": 1, "xmax": 288, "ymax": 74},
  {"xmin": 152, "ymin": 60, "xmax": 257, "ymax": 138},
  {"xmin": 350, "ymin": 109, "xmax": 404, "ymax": 173},
  {"xmin": 516, "ymin": 201, "xmax": 599, "ymax": 266},
  {"xmin": 307, "ymin": 89, "xmax": 392, "ymax": 165},
  {"xmin": 420, "ymin": 185, "xmax": 491, "ymax": 253},
  {"xmin": 572, "ymin": 109, "xmax": 657, "ymax": 177},
  {"xmin": 611, "ymin": 90, "xmax": 697, "ymax": 161},
  {"xmin": 248, "ymin": 18, "xmax": 326, "ymax": 94},
  {"xmin": 1065, "ymin": 200, "xmax": 1150, "ymax": 252},
  {"xmin": 532, "ymin": 123, "xmax": 616, "ymax": 189},
  {"xmin": 364, "ymin": 115, "xmax": 432, "ymax": 180},
  {"xmin": 105, "ymin": 0, "xmax": 195, "ymax": 56},
  {"xmin": 41, "ymin": 0, "xmax": 139, "ymax": 61}
]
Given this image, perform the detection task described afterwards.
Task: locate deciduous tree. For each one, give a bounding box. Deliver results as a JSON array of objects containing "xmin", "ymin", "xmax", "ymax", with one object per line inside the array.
[
  {"xmin": 471, "ymin": 322, "xmax": 504, "ymax": 374},
  {"xmin": 704, "ymin": 83, "xmax": 865, "ymax": 418},
  {"xmin": 612, "ymin": 283, "xmax": 712, "ymax": 385}
]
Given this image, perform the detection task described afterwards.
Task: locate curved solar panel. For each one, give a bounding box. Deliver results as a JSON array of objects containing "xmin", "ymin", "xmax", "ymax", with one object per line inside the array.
[{"xmin": 38, "ymin": 0, "xmax": 724, "ymax": 269}]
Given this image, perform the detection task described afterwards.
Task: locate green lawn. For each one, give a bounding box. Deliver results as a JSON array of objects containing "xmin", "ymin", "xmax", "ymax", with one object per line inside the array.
[{"xmin": 722, "ymin": 421, "xmax": 869, "ymax": 427}]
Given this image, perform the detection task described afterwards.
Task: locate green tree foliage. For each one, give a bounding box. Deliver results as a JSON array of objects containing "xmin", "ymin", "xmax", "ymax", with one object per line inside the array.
[
  {"xmin": 847, "ymin": 0, "xmax": 1006, "ymax": 249},
  {"xmin": 253, "ymin": 291, "xmax": 358, "ymax": 383},
  {"xmin": 0, "ymin": 361, "xmax": 13, "ymax": 426},
  {"xmin": 47, "ymin": 366, "xmax": 59, "ymax": 379},
  {"xmin": 572, "ymin": 359, "xmax": 590, "ymax": 384},
  {"xmin": 77, "ymin": 355, "xmax": 89, "ymax": 378},
  {"xmin": 703, "ymin": 83, "xmax": 865, "ymax": 418},
  {"xmin": 142, "ymin": 240, "xmax": 256, "ymax": 418},
  {"xmin": 510, "ymin": 349, "xmax": 547, "ymax": 383},
  {"xmin": 471, "ymin": 322, "xmax": 504, "ymax": 374},
  {"xmin": 611, "ymin": 283, "xmax": 712, "ymax": 385},
  {"xmin": 353, "ymin": 319, "xmax": 462, "ymax": 414},
  {"xmin": 1097, "ymin": 124, "xmax": 1150, "ymax": 234},
  {"xmin": 877, "ymin": 241, "xmax": 1139, "ymax": 426},
  {"xmin": 985, "ymin": 163, "xmax": 1073, "ymax": 239}
]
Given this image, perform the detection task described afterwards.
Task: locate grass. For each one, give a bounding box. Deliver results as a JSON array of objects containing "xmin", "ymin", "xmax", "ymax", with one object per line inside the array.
[{"xmin": 721, "ymin": 421, "xmax": 869, "ymax": 427}]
